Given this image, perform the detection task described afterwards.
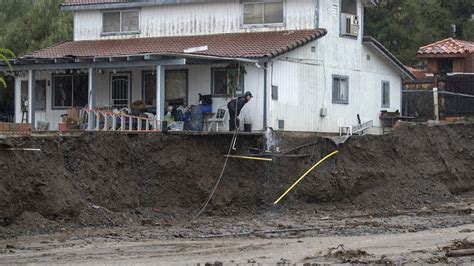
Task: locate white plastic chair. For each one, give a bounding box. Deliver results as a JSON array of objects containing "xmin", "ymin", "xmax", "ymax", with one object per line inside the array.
[
  {"xmin": 207, "ymin": 108, "xmax": 227, "ymax": 132},
  {"xmin": 144, "ymin": 112, "xmax": 158, "ymax": 130}
]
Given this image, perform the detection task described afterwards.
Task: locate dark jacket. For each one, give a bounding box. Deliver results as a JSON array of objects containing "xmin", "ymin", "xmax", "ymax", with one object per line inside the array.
[{"xmin": 227, "ymin": 96, "xmax": 249, "ymax": 116}]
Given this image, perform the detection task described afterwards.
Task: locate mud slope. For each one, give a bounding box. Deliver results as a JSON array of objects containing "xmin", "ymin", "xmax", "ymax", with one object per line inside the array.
[{"xmin": 0, "ymin": 124, "xmax": 473, "ymax": 230}]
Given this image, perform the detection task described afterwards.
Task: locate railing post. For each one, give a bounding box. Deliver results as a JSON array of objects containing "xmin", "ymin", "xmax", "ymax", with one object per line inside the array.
[
  {"xmin": 95, "ymin": 111, "xmax": 100, "ymax": 131},
  {"xmin": 433, "ymin": 87, "xmax": 439, "ymax": 121},
  {"xmin": 103, "ymin": 112, "xmax": 109, "ymax": 131},
  {"xmin": 112, "ymin": 114, "xmax": 117, "ymax": 131},
  {"xmin": 156, "ymin": 65, "xmax": 165, "ymax": 131},
  {"xmin": 121, "ymin": 115, "xmax": 125, "ymax": 131},
  {"xmin": 28, "ymin": 69, "xmax": 36, "ymax": 130},
  {"xmin": 87, "ymin": 68, "xmax": 96, "ymax": 131}
]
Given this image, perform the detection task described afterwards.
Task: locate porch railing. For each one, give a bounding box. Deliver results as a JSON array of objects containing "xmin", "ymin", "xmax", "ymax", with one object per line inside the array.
[{"xmin": 82, "ymin": 108, "xmax": 161, "ymax": 132}]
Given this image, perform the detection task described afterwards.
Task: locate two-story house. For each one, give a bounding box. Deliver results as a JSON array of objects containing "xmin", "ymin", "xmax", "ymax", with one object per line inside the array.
[{"xmin": 3, "ymin": 0, "xmax": 414, "ymax": 133}]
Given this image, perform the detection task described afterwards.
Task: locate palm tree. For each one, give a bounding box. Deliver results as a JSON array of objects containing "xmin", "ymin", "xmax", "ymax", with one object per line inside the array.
[{"xmin": 0, "ymin": 48, "xmax": 15, "ymax": 88}]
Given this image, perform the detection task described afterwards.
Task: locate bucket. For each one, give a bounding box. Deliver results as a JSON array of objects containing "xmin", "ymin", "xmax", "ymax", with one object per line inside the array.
[
  {"xmin": 58, "ymin": 122, "xmax": 67, "ymax": 132},
  {"xmin": 244, "ymin": 123, "xmax": 252, "ymax": 132}
]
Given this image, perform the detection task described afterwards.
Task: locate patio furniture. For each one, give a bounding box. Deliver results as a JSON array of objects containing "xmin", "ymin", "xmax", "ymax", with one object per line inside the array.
[{"xmin": 207, "ymin": 108, "xmax": 227, "ymax": 132}]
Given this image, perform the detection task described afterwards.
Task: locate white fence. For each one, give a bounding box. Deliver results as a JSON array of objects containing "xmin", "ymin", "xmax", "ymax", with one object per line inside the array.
[{"xmin": 83, "ymin": 108, "xmax": 161, "ymax": 132}]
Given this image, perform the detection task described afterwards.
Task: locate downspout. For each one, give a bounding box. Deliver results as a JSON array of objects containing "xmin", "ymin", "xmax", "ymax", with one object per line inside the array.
[
  {"xmin": 315, "ymin": 0, "xmax": 320, "ymax": 28},
  {"xmin": 263, "ymin": 62, "xmax": 268, "ymax": 130}
]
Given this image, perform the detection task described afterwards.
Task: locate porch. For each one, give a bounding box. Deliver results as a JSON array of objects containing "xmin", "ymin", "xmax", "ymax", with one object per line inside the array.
[{"xmin": 9, "ymin": 54, "xmax": 265, "ymax": 132}]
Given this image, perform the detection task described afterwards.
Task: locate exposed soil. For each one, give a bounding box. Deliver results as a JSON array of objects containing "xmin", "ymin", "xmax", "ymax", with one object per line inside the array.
[{"xmin": 0, "ymin": 123, "xmax": 473, "ymax": 239}]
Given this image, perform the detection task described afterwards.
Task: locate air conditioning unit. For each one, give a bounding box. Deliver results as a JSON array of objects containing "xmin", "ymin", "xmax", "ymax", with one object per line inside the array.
[{"xmin": 340, "ymin": 13, "xmax": 359, "ymax": 37}]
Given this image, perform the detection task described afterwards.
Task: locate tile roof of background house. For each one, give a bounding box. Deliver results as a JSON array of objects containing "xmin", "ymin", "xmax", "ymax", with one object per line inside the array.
[
  {"xmin": 405, "ymin": 66, "xmax": 429, "ymax": 80},
  {"xmin": 417, "ymin": 38, "xmax": 474, "ymax": 57},
  {"xmin": 23, "ymin": 29, "xmax": 327, "ymax": 60}
]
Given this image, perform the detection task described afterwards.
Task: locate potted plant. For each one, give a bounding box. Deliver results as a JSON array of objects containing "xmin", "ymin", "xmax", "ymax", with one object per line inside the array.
[
  {"xmin": 243, "ymin": 115, "xmax": 252, "ymax": 132},
  {"xmin": 225, "ymin": 64, "xmax": 246, "ymax": 99}
]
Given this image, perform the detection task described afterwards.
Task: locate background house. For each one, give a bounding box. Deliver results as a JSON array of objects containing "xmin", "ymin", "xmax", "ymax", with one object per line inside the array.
[
  {"xmin": 403, "ymin": 38, "xmax": 474, "ymax": 120},
  {"xmin": 2, "ymin": 0, "xmax": 413, "ymax": 134}
]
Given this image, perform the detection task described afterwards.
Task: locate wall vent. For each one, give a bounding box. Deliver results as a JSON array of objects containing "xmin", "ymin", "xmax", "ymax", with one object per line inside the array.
[{"xmin": 278, "ymin": 120, "xmax": 285, "ymax": 130}]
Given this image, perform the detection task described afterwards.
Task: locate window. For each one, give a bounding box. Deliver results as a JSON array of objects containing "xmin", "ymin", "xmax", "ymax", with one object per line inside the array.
[
  {"xmin": 438, "ymin": 59, "xmax": 453, "ymax": 75},
  {"xmin": 20, "ymin": 80, "xmax": 46, "ymax": 111},
  {"xmin": 103, "ymin": 10, "xmax": 139, "ymax": 34},
  {"xmin": 332, "ymin": 75, "xmax": 349, "ymax": 104},
  {"xmin": 52, "ymin": 74, "xmax": 88, "ymax": 109},
  {"xmin": 272, "ymin": 85, "xmax": 278, "ymax": 100},
  {"xmin": 165, "ymin": 70, "xmax": 188, "ymax": 106},
  {"xmin": 211, "ymin": 68, "xmax": 244, "ymax": 97},
  {"xmin": 143, "ymin": 71, "xmax": 156, "ymax": 106},
  {"xmin": 340, "ymin": 0, "xmax": 359, "ymax": 37},
  {"xmin": 242, "ymin": 0, "xmax": 284, "ymax": 26},
  {"xmin": 142, "ymin": 70, "xmax": 189, "ymax": 106},
  {"xmin": 381, "ymin": 81, "xmax": 390, "ymax": 108},
  {"xmin": 341, "ymin": 0, "xmax": 357, "ymax": 15},
  {"xmin": 111, "ymin": 73, "xmax": 130, "ymax": 109}
]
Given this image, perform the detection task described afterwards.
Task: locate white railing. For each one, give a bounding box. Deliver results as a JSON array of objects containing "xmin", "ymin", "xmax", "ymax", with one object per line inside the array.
[
  {"xmin": 339, "ymin": 120, "xmax": 373, "ymax": 136},
  {"xmin": 83, "ymin": 108, "xmax": 161, "ymax": 132},
  {"xmin": 352, "ymin": 120, "xmax": 373, "ymax": 136}
]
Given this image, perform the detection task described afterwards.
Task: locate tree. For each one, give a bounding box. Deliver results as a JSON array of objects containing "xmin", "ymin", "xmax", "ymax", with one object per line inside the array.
[
  {"xmin": 0, "ymin": 0, "xmax": 72, "ymax": 117},
  {"xmin": 365, "ymin": 0, "xmax": 474, "ymax": 66},
  {"xmin": 0, "ymin": 48, "xmax": 14, "ymax": 88},
  {"xmin": 0, "ymin": 0, "xmax": 72, "ymax": 56}
]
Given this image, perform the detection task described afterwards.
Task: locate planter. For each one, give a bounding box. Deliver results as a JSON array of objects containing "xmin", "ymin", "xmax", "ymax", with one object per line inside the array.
[{"xmin": 244, "ymin": 123, "xmax": 252, "ymax": 132}]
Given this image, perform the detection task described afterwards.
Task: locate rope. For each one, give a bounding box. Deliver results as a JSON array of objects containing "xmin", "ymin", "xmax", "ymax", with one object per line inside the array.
[
  {"xmin": 192, "ymin": 63, "xmax": 242, "ymax": 221},
  {"xmin": 191, "ymin": 130, "xmax": 238, "ymax": 220}
]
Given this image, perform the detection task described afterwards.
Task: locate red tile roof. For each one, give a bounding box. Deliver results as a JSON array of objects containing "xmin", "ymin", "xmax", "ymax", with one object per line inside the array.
[
  {"xmin": 23, "ymin": 29, "xmax": 327, "ymax": 59},
  {"xmin": 417, "ymin": 38, "xmax": 474, "ymax": 57},
  {"xmin": 62, "ymin": 0, "xmax": 131, "ymax": 6},
  {"xmin": 405, "ymin": 66, "xmax": 429, "ymax": 80}
]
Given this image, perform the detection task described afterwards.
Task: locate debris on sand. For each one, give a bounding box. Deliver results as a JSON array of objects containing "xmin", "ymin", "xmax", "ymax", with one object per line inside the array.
[
  {"xmin": 441, "ymin": 238, "xmax": 474, "ymax": 257},
  {"xmin": 441, "ymin": 238, "xmax": 474, "ymax": 251},
  {"xmin": 323, "ymin": 244, "xmax": 372, "ymax": 263},
  {"xmin": 425, "ymin": 255, "xmax": 449, "ymax": 264}
]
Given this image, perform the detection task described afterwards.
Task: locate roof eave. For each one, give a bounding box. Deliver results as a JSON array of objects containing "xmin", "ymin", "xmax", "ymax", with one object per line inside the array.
[
  {"xmin": 363, "ymin": 36, "xmax": 415, "ymax": 81},
  {"xmin": 61, "ymin": 0, "xmax": 209, "ymax": 11},
  {"xmin": 416, "ymin": 53, "xmax": 468, "ymax": 59}
]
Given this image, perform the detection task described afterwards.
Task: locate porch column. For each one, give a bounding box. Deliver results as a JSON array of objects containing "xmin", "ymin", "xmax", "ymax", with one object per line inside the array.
[
  {"xmin": 87, "ymin": 68, "xmax": 96, "ymax": 131},
  {"xmin": 156, "ymin": 65, "xmax": 165, "ymax": 127},
  {"xmin": 27, "ymin": 69, "xmax": 36, "ymax": 129}
]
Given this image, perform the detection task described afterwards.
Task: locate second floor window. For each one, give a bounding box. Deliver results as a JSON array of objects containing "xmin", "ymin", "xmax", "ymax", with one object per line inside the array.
[
  {"xmin": 103, "ymin": 10, "xmax": 139, "ymax": 34},
  {"xmin": 242, "ymin": 0, "xmax": 284, "ymax": 26},
  {"xmin": 340, "ymin": 0, "xmax": 359, "ymax": 37}
]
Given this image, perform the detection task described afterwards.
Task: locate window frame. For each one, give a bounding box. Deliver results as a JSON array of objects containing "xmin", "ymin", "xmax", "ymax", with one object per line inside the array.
[
  {"xmin": 211, "ymin": 67, "xmax": 245, "ymax": 97},
  {"xmin": 51, "ymin": 74, "xmax": 88, "ymax": 110},
  {"xmin": 142, "ymin": 69, "xmax": 190, "ymax": 106},
  {"xmin": 240, "ymin": 0, "xmax": 286, "ymax": 28},
  {"xmin": 381, "ymin": 80, "xmax": 390, "ymax": 108},
  {"xmin": 21, "ymin": 80, "xmax": 47, "ymax": 111},
  {"xmin": 332, "ymin": 74, "xmax": 349, "ymax": 105},
  {"xmin": 142, "ymin": 70, "xmax": 156, "ymax": 106},
  {"xmin": 101, "ymin": 9, "xmax": 140, "ymax": 36},
  {"xmin": 110, "ymin": 72, "xmax": 132, "ymax": 109},
  {"xmin": 339, "ymin": 0, "xmax": 359, "ymax": 39}
]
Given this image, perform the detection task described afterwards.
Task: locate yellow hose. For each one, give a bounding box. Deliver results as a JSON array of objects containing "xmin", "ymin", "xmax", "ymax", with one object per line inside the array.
[
  {"xmin": 224, "ymin": 155, "xmax": 273, "ymax": 161},
  {"xmin": 273, "ymin": 150, "xmax": 339, "ymax": 205}
]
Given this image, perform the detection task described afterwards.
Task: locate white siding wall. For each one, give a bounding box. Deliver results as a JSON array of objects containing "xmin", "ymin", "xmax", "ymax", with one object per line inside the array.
[
  {"xmin": 268, "ymin": 41, "xmax": 402, "ymax": 134},
  {"xmin": 73, "ymin": 0, "xmax": 318, "ymax": 40},
  {"xmin": 15, "ymin": 71, "xmax": 68, "ymax": 130}
]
